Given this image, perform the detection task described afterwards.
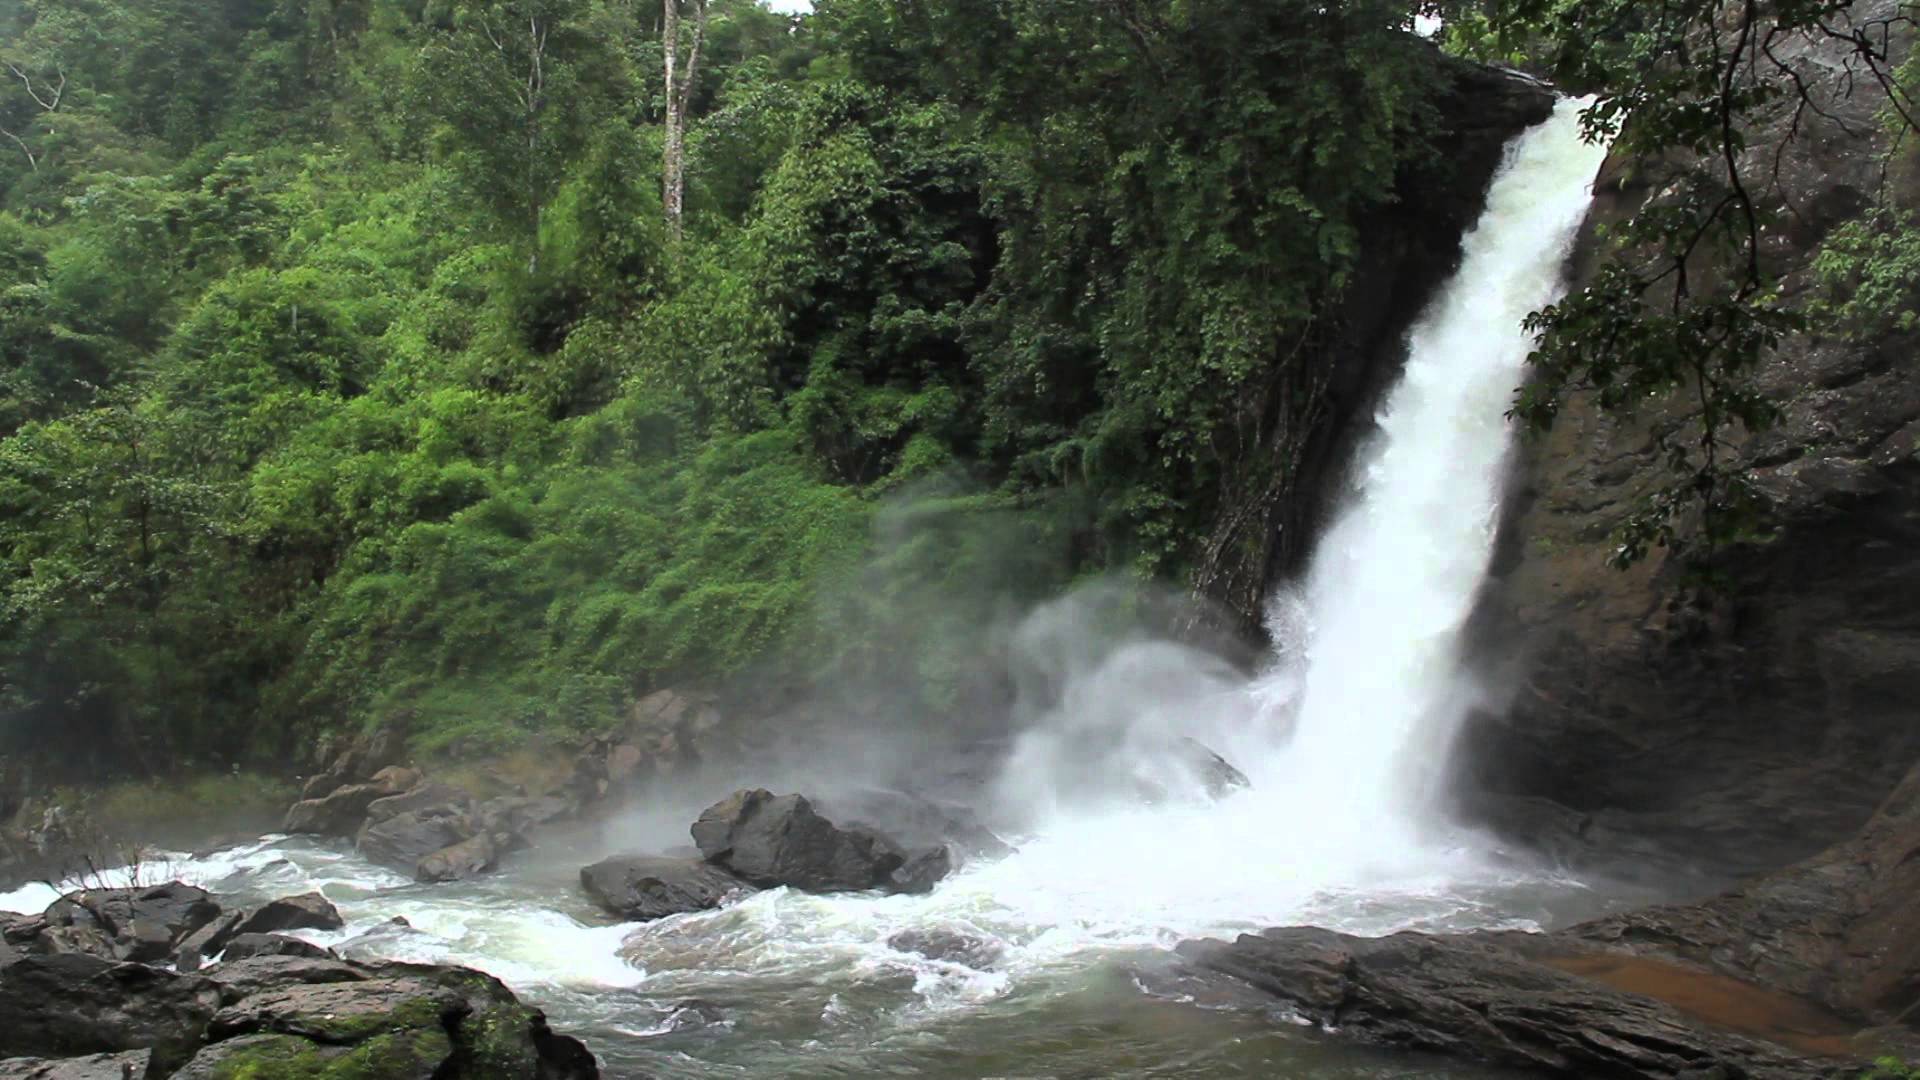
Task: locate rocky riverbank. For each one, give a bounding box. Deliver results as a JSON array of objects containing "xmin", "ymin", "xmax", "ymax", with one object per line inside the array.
[{"xmin": 0, "ymin": 883, "xmax": 597, "ymax": 1079}]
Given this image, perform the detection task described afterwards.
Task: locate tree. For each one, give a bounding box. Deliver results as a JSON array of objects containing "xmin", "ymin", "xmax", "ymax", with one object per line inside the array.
[{"xmin": 662, "ymin": 0, "xmax": 708, "ymax": 244}]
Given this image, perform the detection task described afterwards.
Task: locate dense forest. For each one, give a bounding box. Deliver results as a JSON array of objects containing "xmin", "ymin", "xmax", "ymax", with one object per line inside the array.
[{"xmin": 1, "ymin": 0, "xmax": 1914, "ymax": 776}]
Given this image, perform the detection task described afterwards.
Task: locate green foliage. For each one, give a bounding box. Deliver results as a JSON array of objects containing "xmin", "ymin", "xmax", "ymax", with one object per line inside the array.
[
  {"xmin": 1814, "ymin": 209, "xmax": 1920, "ymax": 338},
  {"xmin": 1862, "ymin": 1060, "xmax": 1920, "ymax": 1080}
]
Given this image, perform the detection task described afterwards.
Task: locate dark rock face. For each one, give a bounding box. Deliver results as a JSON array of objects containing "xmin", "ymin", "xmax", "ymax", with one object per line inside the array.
[
  {"xmin": 1178, "ymin": 738, "xmax": 1250, "ymax": 798},
  {"xmin": 579, "ymin": 855, "xmax": 751, "ymax": 921},
  {"xmin": 1458, "ymin": 0, "xmax": 1920, "ymax": 875},
  {"xmin": 887, "ymin": 846, "xmax": 952, "ymax": 896},
  {"xmin": 692, "ymin": 789, "xmax": 920, "ymax": 892},
  {"xmin": 1192, "ymin": 57, "xmax": 1557, "ymax": 626},
  {"xmin": 416, "ymin": 832, "xmax": 497, "ymax": 884},
  {"xmin": 0, "ymin": 953, "xmax": 220, "ymax": 1071},
  {"xmin": 1181, "ymin": 928, "xmax": 1845, "ymax": 1079}
]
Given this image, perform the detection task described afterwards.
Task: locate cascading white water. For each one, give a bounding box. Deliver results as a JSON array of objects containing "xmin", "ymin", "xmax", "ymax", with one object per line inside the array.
[
  {"xmin": 0, "ymin": 100, "xmax": 1619, "ymax": 1079},
  {"xmin": 1266, "ymin": 94, "xmax": 1612, "ymax": 837}
]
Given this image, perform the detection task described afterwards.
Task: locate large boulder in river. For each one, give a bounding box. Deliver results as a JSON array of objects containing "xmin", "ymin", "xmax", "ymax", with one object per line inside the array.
[
  {"xmin": 282, "ymin": 781, "xmax": 395, "ymax": 838},
  {"xmin": 232, "ymin": 891, "xmax": 343, "ymax": 937},
  {"xmin": 812, "ymin": 788, "xmax": 1012, "ymax": 860},
  {"xmin": 357, "ymin": 807, "xmax": 470, "ymax": 875},
  {"xmin": 42, "ymin": 882, "xmax": 224, "ymax": 964},
  {"xmin": 692, "ymin": 789, "xmax": 923, "ymax": 893},
  {"xmin": 218, "ymin": 933, "xmax": 335, "ymax": 963},
  {"xmin": 579, "ymin": 855, "xmax": 752, "ymax": 921}
]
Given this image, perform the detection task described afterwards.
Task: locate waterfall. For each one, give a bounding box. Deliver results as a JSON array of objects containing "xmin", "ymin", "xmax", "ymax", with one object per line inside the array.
[{"xmin": 1263, "ymin": 95, "xmax": 1610, "ymax": 839}]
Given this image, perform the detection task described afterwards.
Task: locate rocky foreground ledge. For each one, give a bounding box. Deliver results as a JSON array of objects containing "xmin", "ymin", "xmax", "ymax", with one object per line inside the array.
[
  {"xmin": 1182, "ymin": 761, "xmax": 1920, "ymax": 1079},
  {"xmin": 0, "ymin": 884, "xmax": 596, "ymax": 1079}
]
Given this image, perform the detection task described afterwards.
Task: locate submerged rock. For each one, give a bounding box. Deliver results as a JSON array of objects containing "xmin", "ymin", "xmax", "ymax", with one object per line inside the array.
[
  {"xmin": 579, "ymin": 855, "xmax": 752, "ymax": 921},
  {"xmin": 1178, "ymin": 737, "xmax": 1249, "ymax": 798},
  {"xmin": 887, "ymin": 928, "xmax": 1002, "ymax": 970}
]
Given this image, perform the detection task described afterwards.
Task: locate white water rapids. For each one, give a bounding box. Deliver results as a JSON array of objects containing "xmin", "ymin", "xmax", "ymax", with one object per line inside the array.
[{"xmin": 2, "ymin": 100, "xmax": 1617, "ymax": 1078}]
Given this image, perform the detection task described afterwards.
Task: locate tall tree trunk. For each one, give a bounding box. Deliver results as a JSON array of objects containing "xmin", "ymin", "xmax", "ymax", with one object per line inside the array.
[{"xmin": 662, "ymin": 0, "xmax": 706, "ymax": 246}]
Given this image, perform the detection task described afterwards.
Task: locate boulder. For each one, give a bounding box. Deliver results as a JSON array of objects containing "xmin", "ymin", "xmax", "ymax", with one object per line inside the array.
[
  {"xmin": 362, "ymin": 782, "xmax": 466, "ymax": 827},
  {"xmin": 357, "ymin": 808, "xmax": 469, "ymax": 876},
  {"xmin": 416, "ymin": 832, "xmax": 497, "ymax": 884},
  {"xmin": 167, "ymin": 1030, "xmax": 452, "ymax": 1080},
  {"xmin": 282, "ymin": 782, "xmax": 389, "ymax": 838},
  {"xmin": 0, "ymin": 952, "xmax": 220, "ymax": 1072},
  {"xmin": 579, "ymin": 855, "xmax": 752, "ymax": 921},
  {"xmin": 692, "ymin": 789, "xmax": 907, "ymax": 892},
  {"xmin": 172, "ymin": 911, "xmax": 245, "ymax": 973},
  {"xmin": 42, "ymin": 883, "xmax": 224, "ymax": 964},
  {"xmin": 0, "ymin": 1050, "xmax": 151, "ymax": 1079},
  {"xmin": 218, "ymin": 933, "xmax": 335, "ymax": 963},
  {"xmin": 888, "ymin": 846, "xmax": 953, "ymax": 895},
  {"xmin": 231, "ymin": 892, "xmax": 344, "ymax": 937}
]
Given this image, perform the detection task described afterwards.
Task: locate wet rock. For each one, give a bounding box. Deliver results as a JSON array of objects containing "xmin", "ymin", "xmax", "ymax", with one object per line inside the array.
[
  {"xmin": 1178, "ymin": 737, "xmax": 1250, "ymax": 798},
  {"xmin": 283, "ymin": 782, "xmax": 390, "ymax": 838},
  {"xmin": 887, "ymin": 928, "xmax": 1002, "ymax": 969},
  {"xmin": 888, "ymin": 846, "xmax": 953, "ymax": 895},
  {"xmin": 173, "ymin": 911, "xmax": 245, "ymax": 973},
  {"xmin": 362, "ymin": 781, "xmax": 466, "ymax": 827},
  {"xmin": 416, "ymin": 832, "xmax": 497, "ymax": 884},
  {"xmin": 0, "ymin": 952, "xmax": 220, "ymax": 1072},
  {"xmin": 1181, "ymin": 928, "xmax": 1839, "ymax": 1079},
  {"xmin": 232, "ymin": 892, "xmax": 344, "ymax": 937},
  {"xmin": 218, "ymin": 933, "xmax": 335, "ymax": 963},
  {"xmin": 0, "ymin": 1049, "xmax": 151, "ymax": 1079},
  {"xmin": 579, "ymin": 855, "xmax": 752, "ymax": 921},
  {"xmin": 357, "ymin": 808, "xmax": 468, "ymax": 876},
  {"xmin": 198, "ymin": 954, "xmax": 368, "ymax": 997},
  {"xmin": 692, "ymin": 789, "xmax": 908, "ymax": 893},
  {"xmin": 168, "ymin": 1030, "xmax": 452, "ymax": 1080},
  {"xmin": 813, "ymin": 788, "xmax": 1013, "ymax": 861},
  {"xmin": 43, "ymin": 882, "xmax": 224, "ymax": 964}
]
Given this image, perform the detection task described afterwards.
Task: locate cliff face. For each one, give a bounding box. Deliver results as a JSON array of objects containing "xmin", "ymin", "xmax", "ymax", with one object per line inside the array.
[
  {"xmin": 1191, "ymin": 58, "xmax": 1556, "ymax": 628},
  {"xmin": 1459, "ymin": 10, "xmax": 1920, "ymax": 877}
]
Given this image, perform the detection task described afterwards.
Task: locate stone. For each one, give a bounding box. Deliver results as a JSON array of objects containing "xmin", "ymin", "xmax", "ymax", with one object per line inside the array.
[
  {"xmin": 692, "ymin": 789, "xmax": 907, "ymax": 892},
  {"xmin": 415, "ymin": 832, "xmax": 496, "ymax": 884},
  {"xmin": 1178, "ymin": 737, "xmax": 1250, "ymax": 798},
  {"xmin": 362, "ymin": 782, "xmax": 466, "ymax": 827},
  {"xmin": 1181, "ymin": 928, "xmax": 1840, "ymax": 1079},
  {"xmin": 231, "ymin": 892, "xmax": 344, "ymax": 937},
  {"xmin": 579, "ymin": 855, "xmax": 751, "ymax": 921},
  {"xmin": 218, "ymin": 933, "xmax": 335, "ymax": 963},
  {"xmin": 173, "ymin": 911, "xmax": 245, "ymax": 973},
  {"xmin": 283, "ymin": 783, "xmax": 389, "ymax": 838},
  {"xmin": 0, "ymin": 1050, "xmax": 151, "ymax": 1079},
  {"xmin": 357, "ymin": 809, "xmax": 468, "ymax": 876},
  {"xmin": 888, "ymin": 846, "xmax": 953, "ymax": 895},
  {"xmin": 42, "ymin": 882, "xmax": 224, "ymax": 964}
]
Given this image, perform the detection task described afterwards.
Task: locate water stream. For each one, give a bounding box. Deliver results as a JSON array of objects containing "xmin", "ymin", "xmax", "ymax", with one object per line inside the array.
[{"xmin": 3, "ymin": 99, "xmax": 1618, "ymax": 1078}]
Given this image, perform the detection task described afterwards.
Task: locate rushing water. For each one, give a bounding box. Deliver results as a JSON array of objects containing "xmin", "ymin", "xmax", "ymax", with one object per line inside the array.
[{"xmin": 2, "ymin": 100, "xmax": 1620, "ymax": 1078}]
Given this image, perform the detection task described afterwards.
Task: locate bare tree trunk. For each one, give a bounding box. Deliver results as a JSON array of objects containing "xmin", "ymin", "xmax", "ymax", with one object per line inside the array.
[
  {"xmin": 662, "ymin": 0, "xmax": 706, "ymax": 246},
  {"xmin": 526, "ymin": 15, "xmax": 548, "ymax": 273}
]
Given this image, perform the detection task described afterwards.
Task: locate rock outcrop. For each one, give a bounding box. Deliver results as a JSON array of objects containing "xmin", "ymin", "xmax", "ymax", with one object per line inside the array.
[
  {"xmin": 0, "ymin": 885, "xmax": 599, "ymax": 1079},
  {"xmin": 1181, "ymin": 928, "xmax": 1852, "ymax": 1080},
  {"xmin": 1457, "ymin": 0, "xmax": 1920, "ymax": 876}
]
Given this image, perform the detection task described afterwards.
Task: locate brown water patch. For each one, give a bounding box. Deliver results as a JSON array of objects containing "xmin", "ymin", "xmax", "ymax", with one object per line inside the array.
[{"xmin": 1542, "ymin": 953, "xmax": 1859, "ymax": 1058}]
